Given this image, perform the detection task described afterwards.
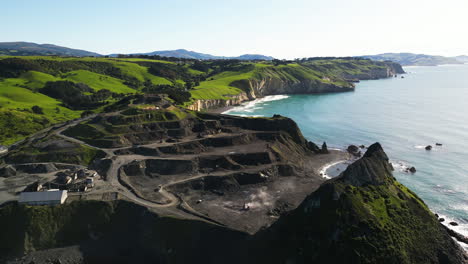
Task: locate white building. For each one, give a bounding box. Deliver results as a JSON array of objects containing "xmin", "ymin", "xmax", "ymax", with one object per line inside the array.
[{"xmin": 19, "ymin": 190, "xmax": 68, "ymax": 206}]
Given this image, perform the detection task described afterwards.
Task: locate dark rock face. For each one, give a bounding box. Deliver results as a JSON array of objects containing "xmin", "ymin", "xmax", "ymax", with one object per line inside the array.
[
  {"xmin": 341, "ymin": 143, "xmax": 394, "ymax": 186},
  {"xmin": 426, "ymin": 145, "xmax": 433, "ymax": 150},
  {"xmin": 320, "ymin": 142, "xmax": 329, "ymax": 154}
]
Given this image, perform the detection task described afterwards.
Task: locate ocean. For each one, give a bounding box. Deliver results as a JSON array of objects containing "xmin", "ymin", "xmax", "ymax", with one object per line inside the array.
[{"xmin": 224, "ymin": 64, "xmax": 468, "ymax": 247}]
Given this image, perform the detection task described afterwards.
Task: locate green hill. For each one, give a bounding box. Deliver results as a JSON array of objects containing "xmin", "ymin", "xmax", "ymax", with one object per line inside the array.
[{"xmin": 0, "ymin": 56, "xmax": 403, "ymax": 145}]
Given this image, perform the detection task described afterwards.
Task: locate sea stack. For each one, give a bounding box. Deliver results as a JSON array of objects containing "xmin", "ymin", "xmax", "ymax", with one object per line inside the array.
[{"xmin": 321, "ymin": 142, "xmax": 329, "ymax": 154}]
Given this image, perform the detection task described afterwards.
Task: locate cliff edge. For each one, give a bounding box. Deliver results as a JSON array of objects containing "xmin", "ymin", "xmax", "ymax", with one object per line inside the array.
[{"xmin": 256, "ymin": 143, "xmax": 468, "ymax": 264}]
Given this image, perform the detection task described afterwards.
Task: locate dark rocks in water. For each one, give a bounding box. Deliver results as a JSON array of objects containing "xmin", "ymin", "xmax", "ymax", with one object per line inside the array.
[
  {"xmin": 449, "ymin": 222, "xmax": 459, "ymax": 226},
  {"xmin": 443, "ymin": 225, "xmax": 468, "ymax": 244},
  {"xmin": 320, "ymin": 142, "xmax": 329, "ymax": 154},
  {"xmin": 439, "ymin": 218, "xmax": 445, "ymax": 222},
  {"xmin": 425, "ymin": 145, "xmax": 432, "ymax": 151},
  {"xmin": 347, "ymin": 145, "xmax": 359, "ymax": 153},
  {"xmin": 405, "ymin": 166, "xmax": 417, "ymax": 173},
  {"xmin": 0, "ymin": 165, "xmax": 16, "ymax": 177},
  {"xmin": 401, "ymin": 76, "xmax": 405, "ymax": 78},
  {"xmin": 359, "ymin": 145, "xmax": 366, "ymax": 149},
  {"xmin": 436, "ymin": 143, "xmax": 443, "ymax": 146},
  {"xmin": 347, "ymin": 144, "xmax": 362, "ymax": 157},
  {"xmin": 435, "ymin": 213, "xmax": 439, "ymax": 218}
]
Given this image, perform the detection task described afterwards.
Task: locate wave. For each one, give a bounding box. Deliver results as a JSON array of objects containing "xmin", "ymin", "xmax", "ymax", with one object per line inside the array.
[
  {"xmin": 223, "ymin": 95, "xmax": 289, "ymax": 115},
  {"xmin": 319, "ymin": 160, "xmax": 353, "ymax": 179},
  {"xmin": 391, "ymin": 160, "xmax": 412, "ymax": 172},
  {"xmin": 435, "ymin": 212, "xmax": 468, "ymax": 251}
]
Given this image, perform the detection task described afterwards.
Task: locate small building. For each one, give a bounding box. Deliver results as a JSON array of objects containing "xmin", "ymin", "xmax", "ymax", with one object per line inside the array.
[{"xmin": 19, "ymin": 190, "xmax": 68, "ymax": 206}]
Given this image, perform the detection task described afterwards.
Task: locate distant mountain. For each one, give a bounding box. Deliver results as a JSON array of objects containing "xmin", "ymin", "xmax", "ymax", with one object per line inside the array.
[
  {"xmin": 0, "ymin": 42, "xmax": 101, "ymax": 57},
  {"xmin": 118, "ymin": 49, "xmax": 274, "ymax": 60},
  {"xmin": 455, "ymin": 55, "xmax": 468, "ymax": 63},
  {"xmin": 362, "ymin": 53, "xmax": 463, "ymax": 66}
]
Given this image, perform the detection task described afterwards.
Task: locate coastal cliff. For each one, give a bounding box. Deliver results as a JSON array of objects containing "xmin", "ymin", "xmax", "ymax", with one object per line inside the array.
[
  {"xmin": 254, "ymin": 143, "xmax": 468, "ymax": 264},
  {"xmin": 188, "ymin": 59, "xmax": 405, "ymax": 111},
  {"xmin": 186, "ymin": 92, "xmax": 250, "ymax": 111},
  {"xmin": 187, "ymin": 78, "xmax": 353, "ymax": 111}
]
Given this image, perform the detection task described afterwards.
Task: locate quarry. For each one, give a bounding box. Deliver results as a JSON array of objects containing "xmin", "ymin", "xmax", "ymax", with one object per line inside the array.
[{"xmin": 0, "ymin": 95, "xmax": 351, "ymax": 233}]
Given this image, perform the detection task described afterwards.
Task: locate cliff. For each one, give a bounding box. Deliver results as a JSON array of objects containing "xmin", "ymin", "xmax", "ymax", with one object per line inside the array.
[
  {"xmin": 186, "ymin": 92, "xmax": 250, "ymax": 111},
  {"xmin": 254, "ymin": 143, "xmax": 468, "ymax": 264},
  {"xmin": 2, "ymin": 143, "xmax": 466, "ymax": 264},
  {"xmin": 0, "ymin": 200, "xmax": 248, "ymax": 264},
  {"xmin": 188, "ymin": 59, "xmax": 405, "ymax": 111}
]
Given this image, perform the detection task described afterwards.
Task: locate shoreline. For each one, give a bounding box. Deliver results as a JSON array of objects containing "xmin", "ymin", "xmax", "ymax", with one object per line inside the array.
[
  {"xmin": 318, "ymin": 160, "xmax": 349, "ymax": 179},
  {"xmin": 204, "ymin": 94, "xmax": 291, "ymax": 115},
  {"xmin": 205, "ymin": 105, "xmax": 235, "ymax": 114}
]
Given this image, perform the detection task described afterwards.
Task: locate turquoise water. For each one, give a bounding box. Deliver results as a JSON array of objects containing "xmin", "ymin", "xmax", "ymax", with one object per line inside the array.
[{"xmin": 225, "ymin": 65, "xmax": 468, "ymax": 240}]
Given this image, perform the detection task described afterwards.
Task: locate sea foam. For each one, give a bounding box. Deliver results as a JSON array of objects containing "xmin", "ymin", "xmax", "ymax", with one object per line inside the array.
[{"xmin": 223, "ymin": 95, "xmax": 289, "ymax": 115}]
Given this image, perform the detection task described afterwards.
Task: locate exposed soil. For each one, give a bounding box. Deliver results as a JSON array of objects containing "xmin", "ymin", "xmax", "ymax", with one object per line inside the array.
[{"xmin": 0, "ymin": 108, "xmax": 352, "ymax": 234}]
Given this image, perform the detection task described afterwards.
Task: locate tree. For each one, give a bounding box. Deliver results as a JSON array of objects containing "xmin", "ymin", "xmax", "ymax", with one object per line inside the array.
[
  {"xmin": 81, "ymin": 110, "xmax": 94, "ymax": 118},
  {"xmin": 31, "ymin": 105, "xmax": 44, "ymax": 115}
]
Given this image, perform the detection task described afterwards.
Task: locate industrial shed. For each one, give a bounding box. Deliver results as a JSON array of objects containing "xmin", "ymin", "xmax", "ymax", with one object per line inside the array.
[{"xmin": 19, "ymin": 190, "xmax": 68, "ymax": 205}]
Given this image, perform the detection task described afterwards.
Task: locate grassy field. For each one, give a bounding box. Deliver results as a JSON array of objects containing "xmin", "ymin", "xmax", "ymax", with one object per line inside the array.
[
  {"xmin": 62, "ymin": 70, "xmax": 136, "ymax": 93},
  {"xmin": 0, "ymin": 56, "xmax": 183, "ymax": 144}
]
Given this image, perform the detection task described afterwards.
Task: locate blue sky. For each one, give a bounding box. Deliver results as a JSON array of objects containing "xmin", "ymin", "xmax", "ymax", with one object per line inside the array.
[{"xmin": 2, "ymin": 0, "xmax": 467, "ymax": 58}]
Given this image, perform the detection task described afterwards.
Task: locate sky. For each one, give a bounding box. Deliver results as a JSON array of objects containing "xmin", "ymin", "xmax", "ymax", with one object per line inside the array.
[{"xmin": 2, "ymin": 0, "xmax": 467, "ymax": 59}]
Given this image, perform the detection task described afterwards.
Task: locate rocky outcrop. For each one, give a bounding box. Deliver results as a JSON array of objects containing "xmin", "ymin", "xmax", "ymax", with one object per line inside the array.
[
  {"xmin": 347, "ymin": 144, "xmax": 362, "ymax": 157},
  {"xmin": 187, "ymin": 92, "xmax": 250, "ymax": 111},
  {"xmin": 254, "ymin": 143, "xmax": 468, "ymax": 264},
  {"xmin": 320, "ymin": 142, "xmax": 329, "ymax": 154},
  {"xmin": 341, "ymin": 143, "xmax": 394, "ymax": 186}
]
